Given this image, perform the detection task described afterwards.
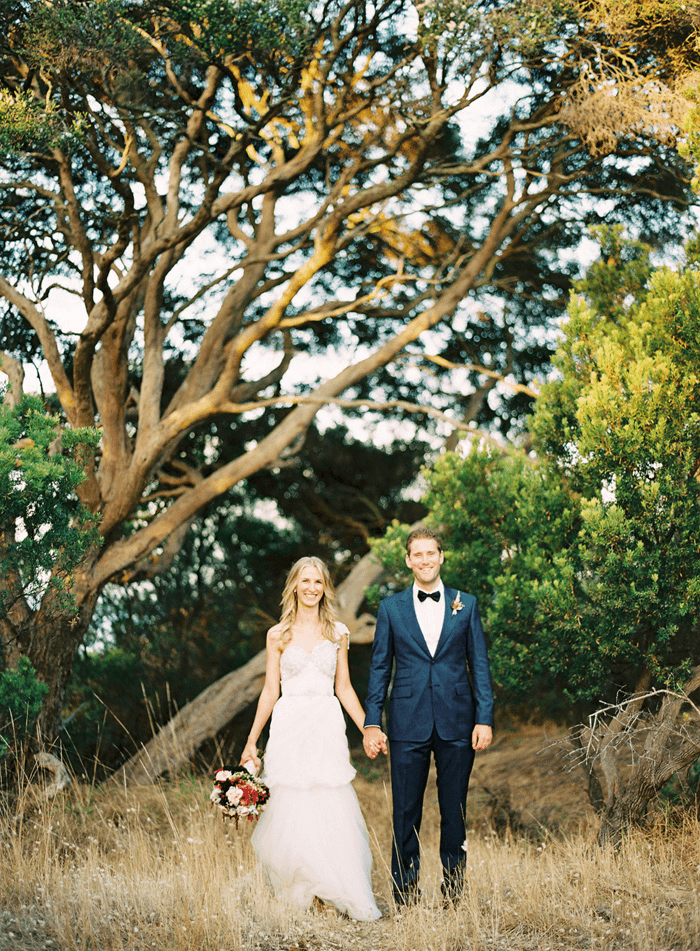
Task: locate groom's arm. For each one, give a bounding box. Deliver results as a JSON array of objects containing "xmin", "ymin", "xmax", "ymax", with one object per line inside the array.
[
  {"xmin": 364, "ymin": 599, "xmax": 394, "ymax": 733},
  {"xmin": 465, "ymin": 597, "xmax": 495, "ymax": 729}
]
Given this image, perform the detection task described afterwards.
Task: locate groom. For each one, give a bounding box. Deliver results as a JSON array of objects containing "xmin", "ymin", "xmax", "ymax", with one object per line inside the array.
[{"xmin": 363, "ymin": 528, "xmax": 494, "ymax": 905}]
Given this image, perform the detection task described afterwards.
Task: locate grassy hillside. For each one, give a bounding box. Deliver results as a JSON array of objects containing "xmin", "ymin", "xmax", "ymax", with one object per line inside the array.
[{"xmin": 1, "ymin": 732, "xmax": 699, "ymax": 951}]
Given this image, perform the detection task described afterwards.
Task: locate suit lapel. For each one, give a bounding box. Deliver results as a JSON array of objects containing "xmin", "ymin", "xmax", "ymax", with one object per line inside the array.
[
  {"xmin": 397, "ymin": 587, "xmax": 432, "ymax": 657},
  {"xmin": 433, "ymin": 586, "xmax": 457, "ymax": 658}
]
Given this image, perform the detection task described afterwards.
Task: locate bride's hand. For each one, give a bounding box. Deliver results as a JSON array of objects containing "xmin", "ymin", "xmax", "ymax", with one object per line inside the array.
[
  {"xmin": 363, "ymin": 726, "xmax": 387, "ymax": 759},
  {"xmin": 240, "ymin": 741, "xmax": 261, "ymax": 771}
]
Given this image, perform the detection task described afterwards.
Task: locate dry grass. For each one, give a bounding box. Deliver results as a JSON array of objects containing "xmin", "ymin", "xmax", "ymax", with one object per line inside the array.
[{"xmin": 1, "ymin": 755, "xmax": 700, "ymax": 951}]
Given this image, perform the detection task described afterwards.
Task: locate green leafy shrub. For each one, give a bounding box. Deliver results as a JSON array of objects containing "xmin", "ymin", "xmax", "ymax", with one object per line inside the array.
[{"xmin": 0, "ymin": 658, "xmax": 48, "ymax": 758}]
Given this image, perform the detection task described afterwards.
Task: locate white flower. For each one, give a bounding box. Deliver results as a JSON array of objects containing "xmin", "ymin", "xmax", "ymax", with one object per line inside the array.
[
  {"xmin": 226, "ymin": 787, "xmax": 243, "ymax": 806},
  {"xmin": 451, "ymin": 593, "xmax": 464, "ymax": 617},
  {"xmin": 215, "ymin": 769, "xmax": 233, "ymax": 781}
]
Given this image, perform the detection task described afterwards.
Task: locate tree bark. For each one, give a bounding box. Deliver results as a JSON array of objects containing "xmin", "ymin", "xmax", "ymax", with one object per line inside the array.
[
  {"xmin": 596, "ymin": 668, "xmax": 700, "ymax": 846},
  {"xmin": 2, "ymin": 559, "xmax": 102, "ymax": 745},
  {"xmin": 597, "ymin": 739, "xmax": 700, "ymax": 846},
  {"xmin": 598, "ymin": 764, "xmax": 657, "ymax": 847},
  {"xmin": 0, "ymin": 352, "xmax": 24, "ymax": 408},
  {"xmin": 336, "ymin": 549, "xmax": 384, "ymax": 644}
]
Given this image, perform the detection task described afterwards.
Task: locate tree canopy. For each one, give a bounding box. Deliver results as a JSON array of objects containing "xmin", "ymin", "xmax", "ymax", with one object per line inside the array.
[{"xmin": 0, "ymin": 0, "xmax": 694, "ymax": 741}]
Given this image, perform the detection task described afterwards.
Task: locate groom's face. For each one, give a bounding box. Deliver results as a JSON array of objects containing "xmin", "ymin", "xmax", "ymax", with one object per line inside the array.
[{"xmin": 406, "ymin": 538, "xmax": 444, "ymax": 590}]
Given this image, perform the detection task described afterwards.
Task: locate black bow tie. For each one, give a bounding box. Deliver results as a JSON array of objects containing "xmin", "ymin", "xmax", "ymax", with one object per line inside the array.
[{"xmin": 418, "ymin": 589, "xmax": 440, "ymax": 602}]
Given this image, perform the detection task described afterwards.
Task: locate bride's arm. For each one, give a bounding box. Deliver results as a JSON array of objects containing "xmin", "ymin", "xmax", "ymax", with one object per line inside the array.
[
  {"xmin": 335, "ymin": 634, "xmax": 377, "ymax": 736},
  {"xmin": 239, "ymin": 627, "xmax": 282, "ymax": 769}
]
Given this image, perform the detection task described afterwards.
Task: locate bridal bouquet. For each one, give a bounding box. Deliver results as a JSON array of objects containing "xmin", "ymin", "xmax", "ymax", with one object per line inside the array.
[{"xmin": 209, "ymin": 766, "xmax": 270, "ymax": 827}]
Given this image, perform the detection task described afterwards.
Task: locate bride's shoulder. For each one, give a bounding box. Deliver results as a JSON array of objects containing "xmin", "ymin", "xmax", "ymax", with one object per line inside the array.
[
  {"xmin": 333, "ymin": 620, "xmax": 350, "ymax": 643},
  {"xmin": 267, "ymin": 623, "xmax": 286, "ymax": 647}
]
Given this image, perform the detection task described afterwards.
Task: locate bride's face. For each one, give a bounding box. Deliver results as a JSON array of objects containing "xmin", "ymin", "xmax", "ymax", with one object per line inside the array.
[{"xmin": 296, "ymin": 565, "xmax": 324, "ymax": 609}]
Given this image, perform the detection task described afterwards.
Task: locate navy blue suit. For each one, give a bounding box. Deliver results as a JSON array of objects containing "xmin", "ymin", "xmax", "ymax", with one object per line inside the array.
[{"xmin": 364, "ymin": 585, "xmax": 494, "ymax": 894}]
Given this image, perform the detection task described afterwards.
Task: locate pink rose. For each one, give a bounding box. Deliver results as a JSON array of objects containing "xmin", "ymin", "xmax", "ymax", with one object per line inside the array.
[{"xmin": 226, "ymin": 787, "xmax": 243, "ymax": 805}]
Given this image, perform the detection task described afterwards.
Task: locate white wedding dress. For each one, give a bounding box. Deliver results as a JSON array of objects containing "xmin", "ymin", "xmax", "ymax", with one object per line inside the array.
[{"xmin": 251, "ymin": 630, "xmax": 381, "ymax": 921}]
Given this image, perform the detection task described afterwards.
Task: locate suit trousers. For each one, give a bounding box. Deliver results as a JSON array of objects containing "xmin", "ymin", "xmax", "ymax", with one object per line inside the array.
[{"xmin": 389, "ymin": 729, "xmax": 475, "ymax": 893}]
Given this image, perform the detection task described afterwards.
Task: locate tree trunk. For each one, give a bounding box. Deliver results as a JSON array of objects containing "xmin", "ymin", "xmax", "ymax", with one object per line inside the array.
[
  {"xmin": 0, "ymin": 352, "xmax": 24, "ymax": 408},
  {"xmin": 2, "ymin": 567, "xmax": 101, "ymax": 747},
  {"xmin": 336, "ymin": 549, "xmax": 384, "ymax": 644},
  {"xmin": 597, "ymin": 764, "xmax": 657, "ymax": 847},
  {"xmin": 30, "ymin": 606, "xmax": 100, "ymax": 744},
  {"xmin": 114, "ymin": 649, "xmax": 268, "ymax": 785},
  {"xmin": 595, "ymin": 669, "xmax": 700, "ymax": 846}
]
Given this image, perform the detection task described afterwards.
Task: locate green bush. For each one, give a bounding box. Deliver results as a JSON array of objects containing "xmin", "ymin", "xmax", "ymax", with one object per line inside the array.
[{"xmin": 0, "ymin": 658, "xmax": 48, "ymax": 757}]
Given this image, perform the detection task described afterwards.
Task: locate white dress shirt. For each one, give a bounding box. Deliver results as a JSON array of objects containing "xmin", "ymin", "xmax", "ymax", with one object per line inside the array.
[{"xmin": 413, "ymin": 580, "xmax": 445, "ymax": 656}]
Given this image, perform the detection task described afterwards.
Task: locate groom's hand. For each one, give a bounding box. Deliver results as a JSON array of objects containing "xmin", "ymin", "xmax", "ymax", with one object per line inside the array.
[
  {"xmin": 363, "ymin": 726, "xmax": 387, "ymax": 759},
  {"xmin": 472, "ymin": 724, "xmax": 493, "ymax": 751}
]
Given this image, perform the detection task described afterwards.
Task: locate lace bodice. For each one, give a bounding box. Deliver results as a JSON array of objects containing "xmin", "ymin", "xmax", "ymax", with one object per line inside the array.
[{"xmin": 280, "ymin": 640, "xmax": 339, "ymax": 697}]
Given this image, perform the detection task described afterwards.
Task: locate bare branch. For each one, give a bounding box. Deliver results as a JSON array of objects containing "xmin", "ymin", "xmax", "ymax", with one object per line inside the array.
[
  {"xmin": 218, "ymin": 394, "xmax": 518, "ymax": 440},
  {"xmin": 0, "ymin": 279, "xmax": 76, "ymax": 422}
]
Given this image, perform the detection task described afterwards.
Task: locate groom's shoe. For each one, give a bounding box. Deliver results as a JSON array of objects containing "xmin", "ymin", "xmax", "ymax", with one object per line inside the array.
[{"xmin": 393, "ymin": 881, "xmax": 421, "ymax": 908}]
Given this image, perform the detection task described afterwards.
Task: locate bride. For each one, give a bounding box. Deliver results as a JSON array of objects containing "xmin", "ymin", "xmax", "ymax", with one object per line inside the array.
[{"xmin": 239, "ymin": 556, "xmax": 383, "ymax": 921}]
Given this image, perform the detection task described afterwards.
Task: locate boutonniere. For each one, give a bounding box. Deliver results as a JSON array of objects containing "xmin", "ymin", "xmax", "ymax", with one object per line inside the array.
[{"xmin": 451, "ymin": 592, "xmax": 464, "ymax": 617}]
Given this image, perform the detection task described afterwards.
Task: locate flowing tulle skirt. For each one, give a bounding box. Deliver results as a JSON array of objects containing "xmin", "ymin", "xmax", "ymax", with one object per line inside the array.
[
  {"xmin": 251, "ymin": 694, "xmax": 381, "ymax": 921},
  {"xmin": 252, "ymin": 784, "xmax": 381, "ymax": 920}
]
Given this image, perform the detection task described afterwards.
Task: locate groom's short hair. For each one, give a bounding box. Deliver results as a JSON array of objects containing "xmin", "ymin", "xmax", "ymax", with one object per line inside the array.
[{"xmin": 406, "ymin": 527, "xmax": 443, "ymax": 556}]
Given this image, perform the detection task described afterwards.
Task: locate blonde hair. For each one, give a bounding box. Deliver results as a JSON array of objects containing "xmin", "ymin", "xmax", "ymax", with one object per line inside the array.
[{"xmin": 277, "ymin": 556, "xmax": 340, "ymax": 648}]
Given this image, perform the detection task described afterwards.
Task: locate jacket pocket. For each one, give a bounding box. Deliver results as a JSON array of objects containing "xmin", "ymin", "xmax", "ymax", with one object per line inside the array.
[
  {"xmin": 455, "ymin": 683, "xmax": 469, "ymax": 696},
  {"xmin": 391, "ymin": 684, "xmax": 412, "ymax": 698}
]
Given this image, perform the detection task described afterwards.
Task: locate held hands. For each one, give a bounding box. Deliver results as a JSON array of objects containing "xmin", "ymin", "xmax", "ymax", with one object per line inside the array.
[
  {"xmin": 239, "ymin": 740, "xmax": 261, "ymax": 772},
  {"xmin": 363, "ymin": 726, "xmax": 388, "ymax": 759},
  {"xmin": 472, "ymin": 724, "xmax": 493, "ymax": 751}
]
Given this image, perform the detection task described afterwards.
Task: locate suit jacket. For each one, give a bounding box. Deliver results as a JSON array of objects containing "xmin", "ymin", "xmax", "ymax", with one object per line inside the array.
[{"xmin": 364, "ymin": 585, "xmax": 494, "ymax": 742}]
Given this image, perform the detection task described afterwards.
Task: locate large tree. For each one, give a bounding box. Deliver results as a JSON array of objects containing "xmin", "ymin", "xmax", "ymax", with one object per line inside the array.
[{"xmin": 0, "ymin": 0, "xmax": 692, "ymax": 743}]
